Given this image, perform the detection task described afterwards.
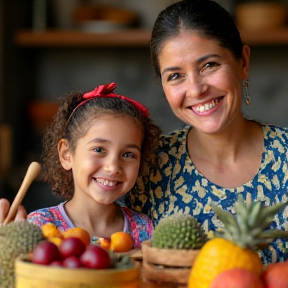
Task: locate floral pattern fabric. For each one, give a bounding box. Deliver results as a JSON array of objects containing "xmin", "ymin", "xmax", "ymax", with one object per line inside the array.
[
  {"xmin": 27, "ymin": 202, "xmax": 153, "ymax": 248},
  {"xmin": 127, "ymin": 123, "xmax": 288, "ymax": 264}
]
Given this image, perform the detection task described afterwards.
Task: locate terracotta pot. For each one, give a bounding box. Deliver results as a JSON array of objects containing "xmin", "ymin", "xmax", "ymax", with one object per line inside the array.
[
  {"xmin": 15, "ymin": 255, "xmax": 140, "ymax": 288},
  {"xmin": 27, "ymin": 100, "xmax": 59, "ymax": 132}
]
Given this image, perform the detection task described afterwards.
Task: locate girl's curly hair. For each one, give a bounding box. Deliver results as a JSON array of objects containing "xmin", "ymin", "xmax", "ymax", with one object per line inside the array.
[{"xmin": 40, "ymin": 89, "xmax": 162, "ymax": 200}]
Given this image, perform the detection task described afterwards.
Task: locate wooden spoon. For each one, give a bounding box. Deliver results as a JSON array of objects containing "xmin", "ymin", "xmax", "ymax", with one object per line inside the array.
[{"xmin": 3, "ymin": 161, "xmax": 41, "ymax": 225}]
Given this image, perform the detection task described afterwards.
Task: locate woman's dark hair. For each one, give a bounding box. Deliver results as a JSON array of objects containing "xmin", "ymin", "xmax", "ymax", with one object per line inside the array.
[
  {"xmin": 40, "ymin": 89, "xmax": 162, "ymax": 199},
  {"xmin": 150, "ymin": 0, "xmax": 243, "ymax": 79}
]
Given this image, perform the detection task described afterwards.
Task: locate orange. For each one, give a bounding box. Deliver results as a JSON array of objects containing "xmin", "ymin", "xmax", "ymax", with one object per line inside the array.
[
  {"xmin": 98, "ymin": 237, "xmax": 111, "ymax": 250},
  {"xmin": 41, "ymin": 223, "xmax": 62, "ymax": 238},
  {"xmin": 62, "ymin": 227, "xmax": 91, "ymax": 246},
  {"xmin": 110, "ymin": 232, "xmax": 134, "ymax": 252},
  {"xmin": 48, "ymin": 236, "xmax": 63, "ymax": 247}
]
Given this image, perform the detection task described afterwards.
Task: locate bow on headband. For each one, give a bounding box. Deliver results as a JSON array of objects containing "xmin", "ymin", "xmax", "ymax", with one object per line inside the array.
[
  {"xmin": 83, "ymin": 82, "xmax": 117, "ymax": 99},
  {"xmin": 67, "ymin": 82, "xmax": 149, "ymax": 125}
]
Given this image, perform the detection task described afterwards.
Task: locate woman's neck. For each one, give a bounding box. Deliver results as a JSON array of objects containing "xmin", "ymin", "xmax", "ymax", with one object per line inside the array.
[
  {"xmin": 188, "ymin": 118, "xmax": 260, "ymax": 163},
  {"xmin": 187, "ymin": 118, "xmax": 264, "ymax": 188}
]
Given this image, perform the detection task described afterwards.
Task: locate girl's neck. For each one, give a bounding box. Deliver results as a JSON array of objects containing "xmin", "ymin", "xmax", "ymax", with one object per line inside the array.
[{"xmin": 64, "ymin": 199, "xmax": 124, "ymax": 238}]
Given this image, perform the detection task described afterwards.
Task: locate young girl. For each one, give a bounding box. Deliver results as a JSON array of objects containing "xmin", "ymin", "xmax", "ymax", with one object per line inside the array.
[{"xmin": 27, "ymin": 82, "xmax": 162, "ymax": 248}]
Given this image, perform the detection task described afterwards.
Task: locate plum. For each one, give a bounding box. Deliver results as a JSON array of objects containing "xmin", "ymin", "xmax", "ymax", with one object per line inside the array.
[
  {"xmin": 59, "ymin": 237, "xmax": 86, "ymax": 259},
  {"xmin": 32, "ymin": 240, "xmax": 61, "ymax": 265},
  {"xmin": 80, "ymin": 244, "xmax": 110, "ymax": 269},
  {"xmin": 62, "ymin": 256, "xmax": 83, "ymax": 268}
]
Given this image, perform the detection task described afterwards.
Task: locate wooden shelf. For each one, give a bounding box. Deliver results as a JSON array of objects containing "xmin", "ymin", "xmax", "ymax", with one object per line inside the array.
[
  {"xmin": 14, "ymin": 28, "xmax": 288, "ymax": 48},
  {"xmin": 241, "ymin": 27, "xmax": 288, "ymax": 46},
  {"xmin": 14, "ymin": 29, "xmax": 152, "ymax": 47}
]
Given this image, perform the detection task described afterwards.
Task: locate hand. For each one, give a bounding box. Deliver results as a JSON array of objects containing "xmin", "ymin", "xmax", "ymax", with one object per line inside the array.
[{"xmin": 0, "ymin": 198, "xmax": 27, "ymax": 224}]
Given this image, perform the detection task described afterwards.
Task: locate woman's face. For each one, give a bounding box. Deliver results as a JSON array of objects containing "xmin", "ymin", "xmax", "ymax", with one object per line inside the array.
[{"xmin": 158, "ymin": 30, "xmax": 250, "ymax": 134}]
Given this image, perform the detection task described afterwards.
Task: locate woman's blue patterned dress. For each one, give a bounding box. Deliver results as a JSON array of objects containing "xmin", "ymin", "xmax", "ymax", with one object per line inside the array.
[{"xmin": 127, "ymin": 123, "xmax": 288, "ymax": 265}]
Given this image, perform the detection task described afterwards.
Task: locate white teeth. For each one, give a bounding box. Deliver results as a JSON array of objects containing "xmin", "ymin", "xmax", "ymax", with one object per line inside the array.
[
  {"xmin": 96, "ymin": 178, "xmax": 116, "ymax": 187},
  {"xmin": 195, "ymin": 99, "xmax": 217, "ymax": 112}
]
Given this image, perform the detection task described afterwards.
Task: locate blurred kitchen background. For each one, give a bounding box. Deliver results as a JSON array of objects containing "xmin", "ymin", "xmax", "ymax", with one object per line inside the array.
[{"xmin": 0, "ymin": 0, "xmax": 288, "ymax": 212}]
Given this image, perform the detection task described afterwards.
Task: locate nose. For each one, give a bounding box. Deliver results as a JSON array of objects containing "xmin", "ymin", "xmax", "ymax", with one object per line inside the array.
[
  {"xmin": 103, "ymin": 155, "xmax": 122, "ymax": 175},
  {"xmin": 186, "ymin": 74, "xmax": 208, "ymax": 98}
]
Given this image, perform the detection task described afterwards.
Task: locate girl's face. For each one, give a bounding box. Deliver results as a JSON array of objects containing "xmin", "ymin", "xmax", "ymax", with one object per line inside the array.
[
  {"xmin": 158, "ymin": 30, "xmax": 250, "ymax": 134},
  {"xmin": 67, "ymin": 115, "xmax": 142, "ymax": 205}
]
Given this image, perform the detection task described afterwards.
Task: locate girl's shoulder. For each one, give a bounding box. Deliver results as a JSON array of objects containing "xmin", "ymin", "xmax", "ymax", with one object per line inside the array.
[
  {"xmin": 119, "ymin": 205, "xmax": 153, "ymax": 248},
  {"xmin": 120, "ymin": 205, "xmax": 151, "ymax": 223},
  {"xmin": 27, "ymin": 205, "xmax": 60, "ymax": 220},
  {"xmin": 27, "ymin": 203, "xmax": 67, "ymax": 228}
]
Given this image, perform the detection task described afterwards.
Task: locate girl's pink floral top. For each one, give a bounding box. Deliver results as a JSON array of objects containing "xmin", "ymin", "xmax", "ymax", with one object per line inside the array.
[{"xmin": 27, "ymin": 202, "xmax": 153, "ymax": 248}]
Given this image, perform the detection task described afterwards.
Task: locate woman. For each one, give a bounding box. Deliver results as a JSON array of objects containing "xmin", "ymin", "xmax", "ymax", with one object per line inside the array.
[
  {"xmin": 125, "ymin": 0, "xmax": 288, "ymax": 264},
  {"xmin": 1, "ymin": 0, "xmax": 288, "ymax": 264}
]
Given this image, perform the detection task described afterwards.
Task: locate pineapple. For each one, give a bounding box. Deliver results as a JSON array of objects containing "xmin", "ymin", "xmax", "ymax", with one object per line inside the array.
[{"xmin": 188, "ymin": 195, "xmax": 288, "ymax": 288}]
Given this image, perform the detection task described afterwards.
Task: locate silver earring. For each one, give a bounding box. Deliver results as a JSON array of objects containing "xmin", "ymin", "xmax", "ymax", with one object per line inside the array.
[{"xmin": 244, "ymin": 79, "xmax": 250, "ymax": 105}]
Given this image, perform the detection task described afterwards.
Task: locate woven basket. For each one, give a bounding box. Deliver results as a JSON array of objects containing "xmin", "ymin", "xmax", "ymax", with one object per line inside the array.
[
  {"xmin": 236, "ymin": 2, "xmax": 287, "ymax": 31},
  {"xmin": 15, "ymin": 255, "xmax": 140, "ymax": 288},
  {"xmin": 141, "ymin": 240, "xmax": 199, "ymax": 285}
]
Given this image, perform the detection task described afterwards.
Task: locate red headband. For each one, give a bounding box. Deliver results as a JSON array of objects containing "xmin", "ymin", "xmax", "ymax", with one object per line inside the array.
[{"xmin": 69, "ymin": 82, "xmax": 149, "ymax": 120}]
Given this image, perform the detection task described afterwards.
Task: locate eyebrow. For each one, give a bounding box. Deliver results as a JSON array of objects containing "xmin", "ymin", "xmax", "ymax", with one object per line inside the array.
[
  {"xmin": 161, "ymin": 54, "xmax": 222, "ymax": 75},
  {"xmin": 88, "ymin": 138, "xmax": 141, "ymax": 152}
]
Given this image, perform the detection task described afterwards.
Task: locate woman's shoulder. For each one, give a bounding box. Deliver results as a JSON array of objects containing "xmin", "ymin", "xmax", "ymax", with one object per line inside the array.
[
  {"xmin": 159, "ymin": 125, "xmax": 190, "ymax": 151},
  {"xmin": 261, "ymin": 123, "xmax": 288, "ymax": 142}
]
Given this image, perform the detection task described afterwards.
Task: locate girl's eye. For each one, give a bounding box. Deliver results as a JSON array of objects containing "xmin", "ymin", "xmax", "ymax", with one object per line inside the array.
[
  {"xmin": 123, "ymin": 152, "xmax": 136, "ymax": 159},
  {"xmin": 94, "ymin": 147, "xmax": 104, "ymax": 153}
]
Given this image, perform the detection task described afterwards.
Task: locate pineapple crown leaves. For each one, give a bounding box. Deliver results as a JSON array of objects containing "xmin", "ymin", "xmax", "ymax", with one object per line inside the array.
[{"xmin": 211, "ymin": 195, "xmax": 288, "ymax": 250}]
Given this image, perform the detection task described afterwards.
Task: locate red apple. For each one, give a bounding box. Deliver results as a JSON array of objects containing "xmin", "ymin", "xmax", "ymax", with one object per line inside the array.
[
  {"xmin": 59, "ymin": 237, "xmax": 86, "ymax": 259},
  {"xmin": 32, "ymin": 240, "xmax": 61, "ymax": 265},
  {"xmin": 80, "ymin": 244, "xmax": 110, "ymax": 269}
]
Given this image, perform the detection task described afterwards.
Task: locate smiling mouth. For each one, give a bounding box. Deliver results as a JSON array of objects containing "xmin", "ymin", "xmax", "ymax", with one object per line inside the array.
[
  {"xmin": 95, "ymin": 178, "xmax": 119, "ymax": 187},
  {"xmin": 193, "ymin": 96, "xmax": 224, "ymax": 113}
]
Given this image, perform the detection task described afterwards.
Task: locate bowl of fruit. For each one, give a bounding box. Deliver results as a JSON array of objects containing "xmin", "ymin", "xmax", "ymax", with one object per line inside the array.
[
  {"xmin": 7, "ymin": 225, "xmax": 140, "ymax": 288},
  {"xmin": 15, "ymin": 241, "xmax": 139, "ymax": 288}
]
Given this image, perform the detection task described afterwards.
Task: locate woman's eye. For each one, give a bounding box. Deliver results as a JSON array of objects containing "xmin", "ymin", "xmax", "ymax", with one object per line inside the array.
[
  {"xmin": 202, "ymin": 62, "xmax": 219, "ymax": 71},
  {"xmin": 167, "ymin": 73, "xmax": 182, "ymax": 81}
]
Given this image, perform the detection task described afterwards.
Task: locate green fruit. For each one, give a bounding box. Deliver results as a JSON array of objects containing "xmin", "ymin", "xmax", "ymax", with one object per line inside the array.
[
  {"xmin": 152, "ymin": 213, "xmax": 207, "ymax": 249},
  {"xmin": 0, "ymin": 221, "xmax": 44, "ymax": 288}
]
